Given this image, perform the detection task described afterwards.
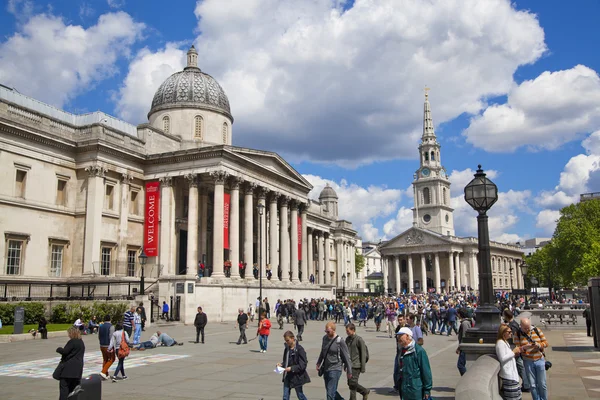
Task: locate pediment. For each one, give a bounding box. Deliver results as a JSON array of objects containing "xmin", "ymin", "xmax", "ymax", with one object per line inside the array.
[{"xmin": 382, "ymin": 227, "xmax": 453, "ymax": 250}]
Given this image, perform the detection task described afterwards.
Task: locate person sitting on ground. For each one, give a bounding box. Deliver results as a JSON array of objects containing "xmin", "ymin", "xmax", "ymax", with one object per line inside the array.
[
  {"xmin": 133, "ymin": 333, "xmax": 160, "ymax": 351},
  {"xmin": 88, "ymin": 316, "xmax": 99, "ymax": 334},
  {"xmin": 73, "ymin": 315, "xmax": 86, "ymax": 334},
  {"xmin": 156, "ymin": 331, "xmax": 184, "ymax": 346}
]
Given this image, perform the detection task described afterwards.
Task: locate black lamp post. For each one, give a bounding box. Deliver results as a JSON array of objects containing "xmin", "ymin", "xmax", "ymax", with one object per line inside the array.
[
  {"xmin": 521, "ymin": 261, "xmax": 529, "ymax": 307},
  {"xmin": 342, "ymin": 274, "xmax": 346, "ymax": 298},
  {"xmin": 257, "ymin": 203, "xmax": 265, "ymax": 328},
  {"xmin": 509, "ymin": 264, "xmax": 514, "ymax": 294},
  {"xmin": 138, "ymin": 249, "xmax": 148, "ymax": 296},
  {"xmin": 462, "ymin": 165, "xmax": 500, "ymax": 351}
]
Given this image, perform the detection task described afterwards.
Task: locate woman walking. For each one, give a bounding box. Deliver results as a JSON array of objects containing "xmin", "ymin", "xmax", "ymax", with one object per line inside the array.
[
  {"xmin": 108, "ymin": 322, "xmax": 130, "ymax": 381},
  {"xmin": 496, "ymin": 324, "xmax": 522, "ymax": 399},
  {"xmin": 133, "ymin": 308, "xmax": 142, "ymax": 345},
  {"xmin": 277, "ymin": 331, "xmax": 310, "ymax": 400},
  {"xmin": 257, "ymin": 311, "xmax": 271, "ymax": 353},
  {"xmin": 55, "ymin": 327, "xmax": 85, "ymax": 400}
]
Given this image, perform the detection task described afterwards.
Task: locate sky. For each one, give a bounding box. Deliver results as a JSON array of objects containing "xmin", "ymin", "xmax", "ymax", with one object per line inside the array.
[{"xmin": 1, "ymin": 0, "xmax": 599, "ymax": 244}]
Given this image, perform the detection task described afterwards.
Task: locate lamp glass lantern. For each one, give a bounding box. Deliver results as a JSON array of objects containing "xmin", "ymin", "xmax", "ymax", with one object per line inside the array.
[{"xmin": 464, "ymin": 165, "xmax": 498, "ymax": 214}]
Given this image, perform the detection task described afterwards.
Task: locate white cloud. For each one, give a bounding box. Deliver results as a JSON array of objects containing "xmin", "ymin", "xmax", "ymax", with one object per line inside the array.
[
  {"xmin": 7, "ymin": 0, "xmax": 34, "ymax": 22},
  {"xmin": 361, "ymin": 223, "xmax": 380, "ymax": 242},
  {"xmin": 79, "ymin": 3, "xmax": 95, "ymax": 21},
  {"xmin": 382, "ymin": 207, "xmax": 414, "ymax": 239},
  {"xmin": 448, "ymin": 167, "xmax": 498, "ymax": 197},
  {"xmin": 107, "ymin": 0, "xmax": 126, "ymax": 8},
  {"xmin": 464, "ymin": 65, "xmax": 600, "ymax": 152},
  {"xmin": 536, "ymin": 209, "xmax": 560, "ymax": 236},
  {"xmin": 535, "ymin": 190, "xmax": 577, "ymax": 209},
  {"xmin": 0, "ymin": 11, "xmax": 145, "ymax": 108},
  {"xmin": 111, "ymin": 0, "xmax": 546, "ymax": 164},
  {"xmin": 114, "ymin": 43, "xmax": 186, "ymax": 123}
]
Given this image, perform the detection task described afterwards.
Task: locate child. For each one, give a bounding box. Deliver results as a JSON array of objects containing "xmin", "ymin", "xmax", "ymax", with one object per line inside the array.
[{"xmin": 257, "ymin": 311, "xmax": 271, "ymax": 353}]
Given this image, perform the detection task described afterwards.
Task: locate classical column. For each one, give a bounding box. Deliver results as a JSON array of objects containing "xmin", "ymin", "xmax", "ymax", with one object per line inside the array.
[
  {"xmin": 243, "ymin": 183, "xmax": 256, "ymax": 274},
  {"xmin": 258, "ymin": 188, "xmax": 267, "ymax": 279},
  {"xmin": 307, "ymin": 228, "xmax": 313, "ymax": 281},
  {"xmin": 300, "ymin": 206, "xmax": 308, "ymax": 282},
  {"xmin": 324, "ymin": 234, "xmax": 331, "ymax": 285},
  {"xmin": 118, "ymin": 173, "xmax": 132, "ymax": 275},
  {"xmin": 229, "ymin": 177, "xmax": 242, "ymax": 278},
  {"xmin": 408, "ymin": 255, "xmax": 414, "ymax": 293},
  {"xmin": 199, "ymin": 187, "xmax": 208, "ymax": 264},
  {"xmin": 210, "ymin": 171, "xmax": 228, "ymax": 278},
  {"xmin": 382, "ymin": 256, "xmax": 388, "ymax": 294},
  {"xmin": 472, "ymin": 252, "xmax": 479, "ymax": 290},
  {"xmin": 516, "ymin": 259, "xmax": 523, "ymax": 289},
  {"xmin": 83, "ymin": 165, "xmax": 107, "ymax": 275},
  {"xmin": 434, "ymin": 252, "xmax": 441, "ymax": 292},
  {"xmin": 455, "ymin": 252, "xmax": 462, "ymax": 290},
  {"xmin": 448, "ymin": 251, "xmax": 455, "ymax": 290},
  {"xmin": 394, "ymin": 256, "xmax": 401, "ymax": 296},
  {"xmin": 290, "ymin": 201, "xmax": 299, "ymax": 283},
  {"xmin": 158, "ymin": 176, "xmax": 174, "ymax": 275},
  {"xmin": 268, "ymin": 192, "xmax": 279, "ymax": 278},
  {"xmin": 317, "ymin": 232, "xmax": 324, "ymax": 284},
  {"xmin": 186, "ymin": 174, "xmax": 199, "ymax": 277},
  {"xmin": 279, "ymin": 197, "xmax": 290, "ymax": 281},
  {"xmin": 421, "ymin": 254, "xmax": 427, "ymax": 293}
]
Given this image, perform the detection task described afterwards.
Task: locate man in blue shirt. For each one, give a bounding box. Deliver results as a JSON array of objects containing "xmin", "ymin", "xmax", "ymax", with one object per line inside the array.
[
  {"xmin": 123, "ymin": 306, "xmax": 135, "ymax": 338},
  {"xmin": 446, "ymin": 304, "xmax": 458, "ymax": 336},
  {"xmin": 162, "ymin": 301, "xmax": 169, "ymax": 320}
]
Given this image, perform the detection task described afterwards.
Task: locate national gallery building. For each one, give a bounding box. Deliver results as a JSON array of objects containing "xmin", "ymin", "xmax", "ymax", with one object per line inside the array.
[{"xmin": 0, "ymin": 47, "xmax": 360, "ymax": 320}]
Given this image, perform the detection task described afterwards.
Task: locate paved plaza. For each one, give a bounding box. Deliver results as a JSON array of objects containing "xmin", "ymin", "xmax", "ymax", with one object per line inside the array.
[{"xmin": 0, "ymin": 319, "xmax": 596, "ymax": 399}]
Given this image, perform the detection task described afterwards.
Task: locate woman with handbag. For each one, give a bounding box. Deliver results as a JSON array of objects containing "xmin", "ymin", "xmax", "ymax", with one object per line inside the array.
[
  {"xmin": 277, "ymin": 330, "xmax": 310, "ymax": 400},
  {"xmin": 496, "ymin": 324, "xmax": 522, "ymax": 400},
  {"xmin": 55, "ymin": 326, "xmax": 85, "ymax": 400},
  {"xmin": 108, "ymin": 322, "xmax": 130, "ymax": 381}
]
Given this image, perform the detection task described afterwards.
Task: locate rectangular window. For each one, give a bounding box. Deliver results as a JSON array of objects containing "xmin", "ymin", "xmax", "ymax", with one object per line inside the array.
[
  {"xmin": 56, "ymin": 180, "xmax": 67, "ymax": 206},
  {"xmin": 15, "ymin": 169, "xmax": 27, "ymax": 198},
  {"xmin": 105, "ymin": 184, "xmax": 114, "ymax": 210},
  {"xmin": 127, "ymin": 250, "xmax": 136, "ymax": 277},
  {"xmin": 50, "ymin": 245, "xmax": 63, "ymax": 277},
  {"xmin": 101, "ymin": 247, "xmax": 112, "ymax": 276},
  {"xmin": 6, "ymin": 240, "xmax": 23, "ymax": 275},
  {"xmin": 130, "ymin": 190, "xmax": 139, "ymax": 215}
]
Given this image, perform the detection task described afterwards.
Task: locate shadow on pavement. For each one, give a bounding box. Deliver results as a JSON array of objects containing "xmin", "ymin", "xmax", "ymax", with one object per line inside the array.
[{"xmin": 433, "ymin": 386, "xmax": 455, "ymax": 393}]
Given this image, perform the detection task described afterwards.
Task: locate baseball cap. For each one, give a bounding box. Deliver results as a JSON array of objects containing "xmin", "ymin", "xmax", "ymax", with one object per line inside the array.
[{"xmin": 396, "ymin": 327, "xmax": 413, "ymax": 336}]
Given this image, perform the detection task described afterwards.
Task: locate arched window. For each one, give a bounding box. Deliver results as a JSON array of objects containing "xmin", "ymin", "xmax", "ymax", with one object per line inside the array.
[
  {"xmin": 503, "ymin": 259, "xmax": 507, "ymax": 273},
  {"xmin": 162, "ymin": 116, "xmax": 170, "ymax": 134},
  {"xmin": 194, "ymin": 115, "xmax": 203, "ymax": 139},
  {"xmin": 222, "ymin": 123, "xmax": 228, "ymax": 144},
  {"xmin": 431, "ymin": 151, "xmax": 435, "ymax": 161},
  {"xmin": 443, "ymin": 188, "xmax": 448, "ymax": 205},
  {"xmin": 423, "ymin": 187, "xmax": 431, "ymax": 205},
  {"xmin": 424, "ymin": 152, "xmax": 429, "ymax": 161}
]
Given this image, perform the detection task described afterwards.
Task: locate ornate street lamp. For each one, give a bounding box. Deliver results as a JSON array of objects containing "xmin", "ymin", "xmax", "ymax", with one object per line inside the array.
[
  {"xmin": 342, "ymin": 274, "xmax": 346, "ymax": 298},
  {"xmin": 138, "ymin": 249, "xmax": 148, "ymax": 295},
  {"xmin": 257, "ymin": 203, "xmax": 265, "ymax": 328},
  {"xmin": 521, "ymin": 261, "xmax": 529, "ymax": 307},
  {"xmin": 462, "ymin": 165, "xmax": 500, "ymax": 354}
]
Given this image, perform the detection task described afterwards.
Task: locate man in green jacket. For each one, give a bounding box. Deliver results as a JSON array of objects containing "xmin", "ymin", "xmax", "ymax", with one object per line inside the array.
[
  {"xmin": 345, "ymin": 323, "xmax": 370, "ymax": 400},
  {"xmin": 393, "ymin": 327, "xmax": 432, "ymax": 400}
]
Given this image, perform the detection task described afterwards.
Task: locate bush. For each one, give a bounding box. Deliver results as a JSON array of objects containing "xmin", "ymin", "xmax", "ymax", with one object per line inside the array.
[
  {"xmin": 0, "ymin": 302, "xmax": 47, "ymax": 325},
  {"xmin": 50, "ymin": 302, "xmax": 129, "ymax": 324}
]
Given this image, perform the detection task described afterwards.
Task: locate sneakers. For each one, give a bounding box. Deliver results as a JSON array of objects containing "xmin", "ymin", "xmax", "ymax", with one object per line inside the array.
[
  {"xmin": 68, "ymin": 384, "xmax": 83, "ymax": 398},
  {"xmin": 121, "ymin": 376, "xmax": 128, "ymax": 380},
  {"xmin": 111, "ymin": 376, "xmax": 118, "ymax": 382},
  {"xmin": 99, "ymin": 372, "xmax": 108, "ymax": 380}
]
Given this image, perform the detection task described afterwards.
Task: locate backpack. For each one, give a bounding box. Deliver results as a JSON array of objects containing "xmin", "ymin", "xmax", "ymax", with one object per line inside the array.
[
  {"xmin": 361, "ymin": 338, "xmax": 370, "ymax": 364},
  {"xmin": 118, "ymin": 331, "xmax": 130, "ymax": 358}
]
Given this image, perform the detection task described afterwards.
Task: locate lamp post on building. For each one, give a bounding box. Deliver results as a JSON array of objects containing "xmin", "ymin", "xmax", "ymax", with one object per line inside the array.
[
  {"xmin": 521, "ymin": 261, "xmax": 529, "ymax": 307},
  {"xmin": 138, "ymin": 249, "xmax": 148, "ymax": 295},
  {"xmin": 461, "ymin": 165, "xmax": 500, "ymax": 356},
  {"xmin": 257, "ymin": 203, "xmax": 265, "ymax": 328},
  {"xmin": 342, "ymin": 274, "xmax": 346, "ymax": 298}
]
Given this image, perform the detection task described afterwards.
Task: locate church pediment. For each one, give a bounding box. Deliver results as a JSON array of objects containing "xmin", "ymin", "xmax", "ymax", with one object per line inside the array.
[{"xmin": 381, "ymin": 227, "xmax": 453, "ymax": 250}]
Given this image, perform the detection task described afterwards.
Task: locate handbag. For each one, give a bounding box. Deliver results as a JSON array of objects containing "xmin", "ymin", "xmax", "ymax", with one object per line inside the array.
[
  {"xmin": 52, "ymin": 361, "xmax": 64, "ymax": 380},
  {"xmin": 318, "ymin": 336, "xmax": 339, "ymax": 377},
  {"xmin": 118, "ymin": 331, "xmax": 130, "ymax": 358}
]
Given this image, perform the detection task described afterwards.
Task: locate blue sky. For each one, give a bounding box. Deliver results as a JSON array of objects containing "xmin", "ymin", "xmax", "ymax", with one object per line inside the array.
[{"xmin": 1, "ymin": 0, "xmax": 599, "ymax": 243}]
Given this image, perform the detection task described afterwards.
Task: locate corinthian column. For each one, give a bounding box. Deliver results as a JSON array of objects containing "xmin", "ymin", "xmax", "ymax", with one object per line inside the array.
[
  {"xmin": 420, "ymin": 254, "xmax": 427, "ymax": 293},
  {"xmin": 434, "ymin": 252, "xmax": 441, "ymax": 292},
  {"xmin": 394, "ymin": 256, "xmax": 401, "ymax": 296},
  {"xmin": 448, "ymin": 251, "xmax": 455, "ymax": 291},
  {"xmin": 210, "ymin": 171, "xmax": 228, "ymax": 278},
  {"xmin": 382, "ymin": 256, "xmax": 388, "ymax": 294},
  {"xmin": 83, "ymin": 164, "xmax": 107, "ymax": 275},
  {"xmin": 186, "ymin": 174, "xmax": 199, "ymax": 277},
  {"xmin": 257, "ymin": 187, "xmax": 267, "ymax": 278},
  {"xmin": 290, "ymin": 201, "xmax": 299, "ymax": 283},
  {"xmin": 243, "ymin": 183, "xmax": 256, "ymax": 275},
  {"xmin": 279, "ymin": 197, "xmax": 290, "ymax": 281},
  {"xmin": 229, "ymin": 177, "xmax": 243, "ymax": 278},
  {"xmin": 307, "ymin": 227, "xmax": 313, "ymax": 281},
  {"xmin": 158, "ymin": 176, "xmax": 173, "ymax": 275},
  {"xmin": 268, "ymin": 192, "xmax": 279, "ymax": 279},
  {"xmin": 300, "ymin": 205, "xmax": 308, "ymax": 282},
  {"xmin": 324, "ymin": 233, "xmax": 331, "ymax": 284},
  {"xmin": 408, "ymin": 255, "xmax": 414, "ymax": 293},
  {"xmin": 317, "ymin": 232, "xmax": 324, "ymax": 284},
  {"xmin": 455, "ymin": 252, "xmax": 462, "ymax": 290}
]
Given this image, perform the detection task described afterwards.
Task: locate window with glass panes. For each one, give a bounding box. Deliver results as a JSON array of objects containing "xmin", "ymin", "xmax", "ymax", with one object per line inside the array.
[
  {"xmin": 127, "ymin": 250, "xmax": 136, "ymax": 277},
  {"xmin": 101, "ymin": 247, "xmax": 111, "ymax": 275},
  {"xmin": 6, "ymin": 240, "xmax": 23, "ymax": 275},
  {"xmin": 50, "ymin": 245, "xmax": 63, "ymax": 277}
]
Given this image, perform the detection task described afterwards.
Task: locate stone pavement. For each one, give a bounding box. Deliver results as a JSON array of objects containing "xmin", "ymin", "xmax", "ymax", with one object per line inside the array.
[{"xmin": 0, "ymin": 319, "xmax": 594, "ymax": 400}]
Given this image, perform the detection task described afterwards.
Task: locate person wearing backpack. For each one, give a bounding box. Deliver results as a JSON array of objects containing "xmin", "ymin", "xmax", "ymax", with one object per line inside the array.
[
  {"xmin": 316, "ymin": 321, "xmax": 352, "ymax": 400},
  {"xmin": 345, "ymin": 323, "xmax": 370, "ymax": 400},
  {"xmin": 108, "ymin": 322, "xmax": 130, "ymax": 381}
]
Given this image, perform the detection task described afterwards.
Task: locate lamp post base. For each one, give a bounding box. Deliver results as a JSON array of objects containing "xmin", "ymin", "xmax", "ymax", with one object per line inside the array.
[{"xmin": 459, "ymin": 304, "xmax": 501, "ymax": 358}]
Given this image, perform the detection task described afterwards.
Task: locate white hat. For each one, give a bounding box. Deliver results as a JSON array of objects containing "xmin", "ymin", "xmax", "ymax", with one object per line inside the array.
[{"xmin": 396, "ymin": 327, "xmax": 413, "ymax": 337}]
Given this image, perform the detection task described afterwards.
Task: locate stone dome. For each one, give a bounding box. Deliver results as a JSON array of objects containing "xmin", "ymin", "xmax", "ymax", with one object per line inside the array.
[
  {"xmin": 148, "ymin": 47, "xmax": 232, "ymax": 120},
  {"xmin": 319, "ymin": 184, "xmax": 338, "ymax": 200}
]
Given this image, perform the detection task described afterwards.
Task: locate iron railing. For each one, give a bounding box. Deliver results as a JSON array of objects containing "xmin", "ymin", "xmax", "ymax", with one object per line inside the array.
[{"xmin": 0, "ymin": 280, "xmax": 142, "ymax": 301}]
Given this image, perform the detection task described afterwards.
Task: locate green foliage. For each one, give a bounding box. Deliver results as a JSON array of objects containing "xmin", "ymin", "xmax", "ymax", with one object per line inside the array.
[
  {"xmin": 0, "ymin": 302, "xmax": 46, "ymax": 325},
  {"xmin": 355, "ymin": 251, "xmax": 365, "ymax": 274},
  {"xmin": 50, "ymin": 302, "xmax": 128, "ymax": 324},
  {"xmin": 0, "ymin": 323, "xmax": 71, "ymax": 335}
]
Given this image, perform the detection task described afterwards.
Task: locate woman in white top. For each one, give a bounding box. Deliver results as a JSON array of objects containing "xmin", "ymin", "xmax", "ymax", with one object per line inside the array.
[
  {"xmin": 496, "ymin": 324, "xmax": 522, "ymax": 400},
  {"xmin": 108, "ymin": 323, "xmax": 130, "ymax": 381}
]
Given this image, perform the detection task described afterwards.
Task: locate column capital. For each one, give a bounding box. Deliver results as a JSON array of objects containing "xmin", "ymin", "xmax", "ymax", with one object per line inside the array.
[
  {"xmin": 121, "ymin": 173, "xmax": 133, "ymax": 184},
  {"xmin": 185, "ymin": 173, "xmax": 198, "ymax": 187},
  {"xmin": 279, "ymin": 196, "xmax": 290, "ymax": 206},
  {"xmin": 257, "ymin": 186, "xmax": 268, "ymax": 200},
  {"xmin": 299, "ymin": 202, "xmax": 309, "ymax": 213},
  {"xmin": 159, "ymin": 176, "xmax": 173, "ymax": 187},
  {"xmin": 228, "ymin": 176, "xmax": 244, "ymax": 190},
  {"xmin": 269, "ymin": 191, "xmax": 280, "ymax": 203},
  {"xmin": 244, "ymin": 181, "xmax": 258, "ymax": 195},
  {"xmin": 85, "ymin": 164, "xmax": 107, "ymax": 178},
  {"xmin": 210, "ymin": 170, "xmax": 229, "ymax": 184}
]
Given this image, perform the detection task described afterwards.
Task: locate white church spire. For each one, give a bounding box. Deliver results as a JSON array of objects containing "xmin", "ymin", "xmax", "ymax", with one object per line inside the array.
[{"xmin": 423, "ymin": 87, "xmax": 436, "ymax": 139}]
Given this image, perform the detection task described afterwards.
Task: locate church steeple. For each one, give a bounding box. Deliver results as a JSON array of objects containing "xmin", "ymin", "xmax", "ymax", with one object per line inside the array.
[{"xmin": 412, "ymin": 89, "xmax": 455, "ymax": 236}]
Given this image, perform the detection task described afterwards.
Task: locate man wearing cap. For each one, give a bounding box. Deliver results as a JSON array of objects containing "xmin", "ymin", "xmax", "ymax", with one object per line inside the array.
[{"xmin": 393, "ymin": 327, "xmax": 432, "ymax": 400}]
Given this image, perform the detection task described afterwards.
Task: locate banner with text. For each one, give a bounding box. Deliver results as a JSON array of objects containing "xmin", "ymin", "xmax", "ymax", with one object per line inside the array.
[
  {"xmin": 297, "ymin": 216, "xmax": 302, "ymax": 260},
  {"xmin": 224, "ymin": 193, "xmax": 230, "ymax": 249},
  {"xmin": 144, "ymin": 181, "xmax": 160, "ymax": 257}
]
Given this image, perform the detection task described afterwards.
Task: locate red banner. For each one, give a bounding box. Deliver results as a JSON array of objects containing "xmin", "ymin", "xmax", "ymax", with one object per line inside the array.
[
  {"xmin": 223, "ymin": 193, "xmax": 230, "ymax": 249},
  {"xmin": 144, "ymin": 181, "xmax": 160, "ymax": 257},
  {"xmin": 297, "ymin": 216, "xmax": 302, "ymax": 260}
]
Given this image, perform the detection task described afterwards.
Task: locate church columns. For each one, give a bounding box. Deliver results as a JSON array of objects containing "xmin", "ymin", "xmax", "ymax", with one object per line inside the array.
[
  {"xmin": 300, "ymin": 206, "xmax": 308, "ymax": 282},
  {"xmin": 258, "ymin": 188, "xmax": 267, "ymax": 279},
  {"xmin": 420, "ymin": 254, "xmax": 427, "ymax": 293},
  {"xmin": 117, "ymin": 174, "xmax": 132, "ymax": 275},
  {"xmin": 448, "ymin": 251, "xmax": 455, "ymax": 291},
  {"xmin": 455, "ymin": 252, "xmax": 462, "ymax": 290},
  {"xmin": 268, "ymin": 193, "xmax": 279, "ymax": 279},
  {"xmin": 243, "ymin": 183, "xmax": 256, "ymax": 273},
  {"xmin": 210, "ymin": 171, "xmax": 227, "ymax": 278},
  {"xmin": 394, "ymin": 256, "xmax": 401, "ymax": 296},
  {"xmin": 307, "ymin": 228, "xmax": 313, "ymax": 281},
  {"xmin": 408, "ymin": 255, "xmax": 414, "ymax": 293},
  {"xmin": 279, "ymin": 197, "xmax": 290, "ymax": 281},
  {"xmin": 434, "ymin": 252, "xmax": 441, "ymax": 292},
  {"xmin": 83, "ymin": 165, "xmax": 106, "ymax": 275},
  {"xmin": 317, "ymin": 233, "xmax": 324, "ymax": 284},
  {"xmin": 229, "ymin": 178, "xmax": 242, "ymax": 278},
  {"xmin": 158, "ymin": 176, "xmax": 175, "ymax": 275},
  {"xmin": 290, "ymin": 202, "xmax": 299, "ymax": 283},
  {"xmin": 185, "ymin": 174, "xmax": 199, "ymax": 277},
  {"xmin": 382, "ymin": 256, "xmax": 389, "ymax": 294},
  {"xmin": 324, "ymin": 234, "xmax": 331, "ymax": 284}
]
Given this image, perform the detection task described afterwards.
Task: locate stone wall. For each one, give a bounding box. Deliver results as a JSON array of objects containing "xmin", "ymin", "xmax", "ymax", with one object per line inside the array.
[{"xmin": 455, "ymin": 354, "xmax": 502, "ymax": 400}]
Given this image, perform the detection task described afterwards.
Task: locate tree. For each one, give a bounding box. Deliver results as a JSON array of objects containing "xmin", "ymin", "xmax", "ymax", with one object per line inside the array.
[{"xmin": 355, "ymin": 250, "xmax": 365, "ymax": 274}]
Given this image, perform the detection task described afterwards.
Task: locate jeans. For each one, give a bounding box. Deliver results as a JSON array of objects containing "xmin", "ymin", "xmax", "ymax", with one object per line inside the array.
[
  {"xmin": 297, "ymin": 324, "xmax": 304, "ymax": 340},
  {"xmin": 259, "ymin": 334, "xmax": 269, "ymax": 351},
  {"xmin": 135, "ymin": 341, "xmax": 154, "ymax": 349},
  {"xmin": 324, "ymin": 369, "xmax": 344, "ymax": 400},
  {"xmin": 100, "ymin": 347, "xmax": 115, "ymax": 375},
  {"xmin": 524, "ymin": 358, "xmax": 547, "ymax": 400},
  {"xmin": 283, "ymin": 378, "xmax": 308, "ymax": 400},
  {"xmin": 516, "ymin": 355, "xmax": 530, "ymax": 389},
  {"xmin": 133, "ymin": 325, "xmax": 142, "ymax": 344},
  {"xmin": 196, "ymin": 327, "xmax": 205, "ymax": 343},
  {"xmin": 114, "ymin": 356, "xmax": 126, "ymax": 377},
  {"xmin": 457, "ymin": 351, "xmax": 467, "ymax": 376}
]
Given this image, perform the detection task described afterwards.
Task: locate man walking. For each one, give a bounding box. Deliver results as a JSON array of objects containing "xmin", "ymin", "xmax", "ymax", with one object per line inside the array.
[
  {"xmin": 194, "ymin": 306, "xmax": 207, "ymax": 343},
  {"xmin": 345, "ymin": 323, "xmax": 370, "ymax": 400},
  {"xmin": 295, "ymin": 305, "xmax": 308, "ymax": 341},
  {"xmin": 123, "ymin": 306, "xmax": 135, "ymax": 339},
  {"xmin": 98, "ymin": 315, "xmax": 115, "ymax": 380},
  {"xmin": 513, "ymin": 317, "xmax": 549, "ymax": 400},
  {"xmin": 393, "ymin": 327, "xmax": 433, "ymax": 400},
  {"xmin": 316, "ymin": 321, "xmax": 352, "ymax": 400},
  {"xmin": 456, "ymin": 309, "xmax": 471, "ymax": 376},
  {"xmin": 407, "ymin": 314, "xmax": 423, "ymax": 346},
  {"xmin": 236, "ymin": 308, "xmax": 249, "ymax": 345},
  {"xmin": 162, "ymin": 301, "xmax": 169, "ymax": 320},
  {"xmin": 584, "ymin": 305, "xmax": 593, "ymax": 337},
  {"xmin": 138, "ymin": 302, "xmax": 147, "ymax": 331}
]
